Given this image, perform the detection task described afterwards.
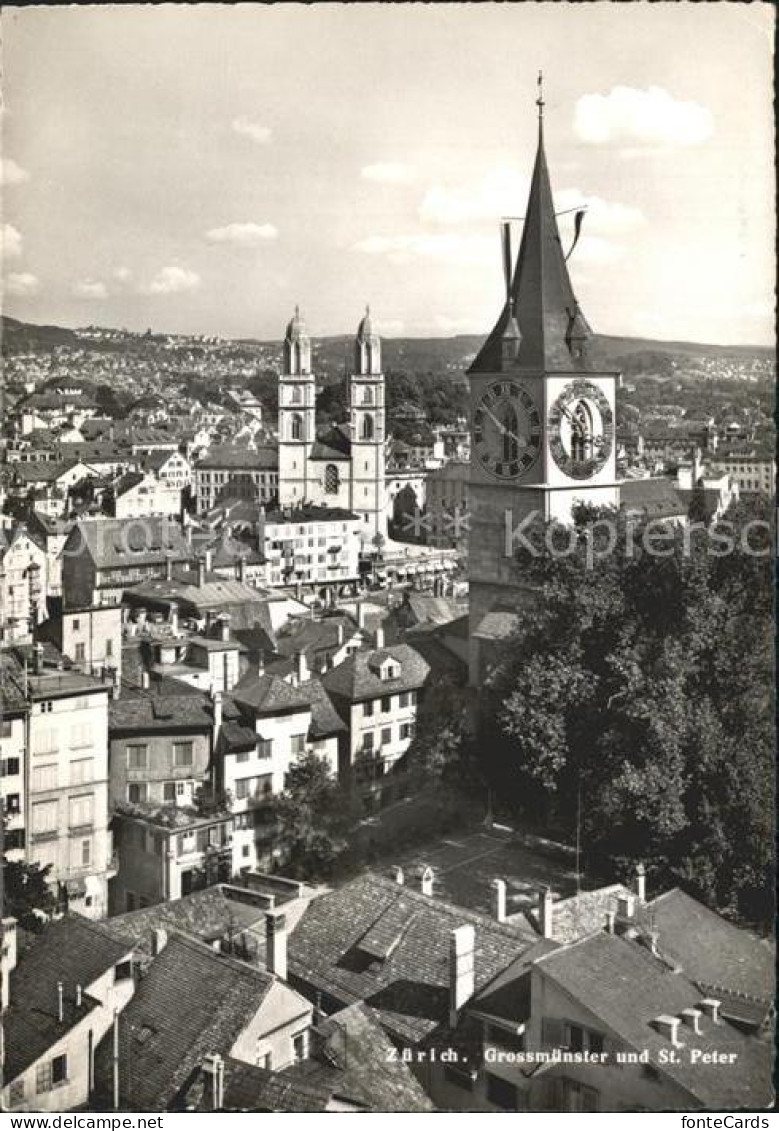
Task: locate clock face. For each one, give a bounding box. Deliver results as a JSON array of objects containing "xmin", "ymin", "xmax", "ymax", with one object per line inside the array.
[
  {"xmin": 473, "ymin": 381, "xmax": 542, "ymax": 480},
  {"xmin": 548, "ymin": 380, "xmax": 614, "ymax": 480}
]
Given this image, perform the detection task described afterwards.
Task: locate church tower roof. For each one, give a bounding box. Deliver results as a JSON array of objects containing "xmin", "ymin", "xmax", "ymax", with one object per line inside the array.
[
  {"xmin": 469, "ymin": 86, "xmax": 592, "ymax": 374},
  {"xmin": 285, "ymin": 304, "xmax": 308, "ymax": 341}
]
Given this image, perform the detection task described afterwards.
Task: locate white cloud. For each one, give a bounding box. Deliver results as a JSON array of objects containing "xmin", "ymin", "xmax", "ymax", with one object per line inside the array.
[
  {"xmin": 5, "ymin": 272, "xmax": 39, "ymax": 297},
  {"xmin": 573, "ymin": 236, "xmax": 625, "ymax": 265},
  {"xmin": 0, "ymin": 158, "xmax": 30, "ymax": 185},
  {"xmin": 144, "ymin": 265, "xmax": 201, "ymax": 295},
  {"xmin": 419, "ymin": 169, "xmax": 528, "ymax": 225},
  {"xmin": 113, "ymin": 266, "xmax": 132, "ymax": 283},
  {"xmin": 361, "ymin": 163, "xmax": 417, "ymax": 184},
  {"xmin": 205, "ymin": 221, "xmax": 278, "ymax": 246},
  {"xmin": 74, "ymin": 279, "xmax": 108, "ymax": 299},
  {"xmin": 1, "ymin": 223, "xmax": 23, "ymax": 260},
  {"xmin": 574, "ymin": 86, "xmax": 714, "ymax": 147},
  {"xmin": 352, "ymin": 232, "xmax": 492, "ymax": 266},
  {"xmin": 232, "ymin": 116, "xmax": 272, "ymax": 144}
]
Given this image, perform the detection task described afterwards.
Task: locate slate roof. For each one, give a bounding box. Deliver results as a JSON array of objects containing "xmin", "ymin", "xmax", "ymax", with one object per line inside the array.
[
  {"xmin": 5, "ymin": 916, "xmax": 134, "ymax": 1082},
  {"xmin": 281, "ymin": 1002, "xmax": 435, "ymax": 1111},
  {"xmin": 322, "ymin": 644, "xmax": 430, "ymax": 704},
  {"xmin": 536, "ymin": 884, "xmax": 635, "ymax": 945},
  {"xmin": 303, "ymin": 677, "xmax": 348, "ymax": 738},
  {"xmin": 620, "ymin": 477, "xmax": 687, "ymax": 519},
  {"xmin": 471, "ymin": 939, "xmax": 559, "ymax": 1024},
  {"xmin": 470, "ymin": 609, "xmax": 521, "ymax": 642},
  {"xmin": 126, "ymin": 573, "xmax": 271, "ymax": 625},
  {"xmin": 94, "ymin": 934, "xmax": 276, "ymax": 1111},
  {"xmin": 263, "ymin": 503, "xmax": 359, "ymax": 524},
  {"xmin": 647, "ymin": 888, "xmax": 775, "ymax": 1009},
  {"xmin": 196, "ymin": 445, "xmax": 278, "ymax": 470},
  {"xmin": 469, "ymin": 121, "xmax": 594, "ymax": 375},
  {"xmin": 66, "ymin": 517, "xmax": 192, "ymax": 569},
  {"xmin": 192, "ymin": 1057, "xmax": 336, "ymax": 1112},
  {"xmin": 109, "ymin": 685, "xmax": 214, "ymax": 733},
  {"xmin": 535, "ymin": 932, "xmax": 774, "ymax": 1109},
  {"xmin": 232, "ymin": 670, "xmax": 311, "ymax": 715},
  {"xmin": 288, "ymin": 871, "xmax": 531, "ymax": 1045},
  {"xmin": 102, "ymin": 885, "xmax": 272, "ymax": 953},
  {"xmin": 275, "ymin": 615, "xmax": 357, "ymax": 662}
]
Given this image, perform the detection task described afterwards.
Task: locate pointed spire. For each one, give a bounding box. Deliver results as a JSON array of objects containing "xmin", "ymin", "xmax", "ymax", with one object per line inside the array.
[{"xmin": 469, "ymin": 82, "xmax": 592, "ymax": 375}]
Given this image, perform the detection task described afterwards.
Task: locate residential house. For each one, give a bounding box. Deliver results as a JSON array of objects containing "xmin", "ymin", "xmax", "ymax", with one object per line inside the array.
[
  {"xmin": 61, "ymin": 517, "xmax": 193, "ymax": 608},
  {"xmin": 259, "ymin": 505, "xmax": 362, "ymax": 596},
  {"xmin": 142, "ymin": 448, "xmax": 192, "ymax": 491},
  {"xmin": 111, "ymin": 804, "xmax": 233, "ymax": 910},
  {"xmin": 322, "ymin": 639, "xmax": 429, "ymax": 803},
  {"xmin": 1, "ymin": 916, "xmax": 136, "ymax": 1113},
  {"xmin": 25, "ymin": 511, "xmax": 75, "ymax": 598},
  {"xmin": 425, "ymin": 460, "xmax": 470, "ymax": 551},
  {"xmin": 93, "ymin": 928, "xmax": 314, "ymax": 1111},
  {"xmin": 111, "ymin": 470, "xmax": 182, "ymax": 520},
  {"xmin": 0, "ymin": 645, "xmax": 115, "ymax": 919},
  {"xmin": 0, "ymin": 524, "xmax": 48, "ymax": 644},
  {"xmin": 0, "ymin": 674, "xmax": 28, "ymax": 861}
]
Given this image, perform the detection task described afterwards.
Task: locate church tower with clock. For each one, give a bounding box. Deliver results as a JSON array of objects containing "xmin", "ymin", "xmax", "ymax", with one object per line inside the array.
[{"xmin": 467, "ymin": 87, "xmax": 620, "ymax": 679}]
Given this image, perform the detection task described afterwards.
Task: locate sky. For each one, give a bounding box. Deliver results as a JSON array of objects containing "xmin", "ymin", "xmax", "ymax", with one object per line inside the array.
[{"xmin": 1, "ymin": 3, "xmax": 775, "ymax": 345}]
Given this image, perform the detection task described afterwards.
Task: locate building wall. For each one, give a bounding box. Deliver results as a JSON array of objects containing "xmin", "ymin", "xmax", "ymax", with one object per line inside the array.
[
  {"xmin": 108, "ymin": 729, "xmax": 211, "ymax": 809},
  {"xmin": 0, "ymin": 530, "xmax": 48, "ymax": 644},
  {"xmin": 195, "ymin": 466, "xmax": 278, "ymax": 513},
  {"xmin": 261, "ymin": 516, "xmax": 361, "ymax": 589},
  {"xmin": 230, "ymin": 980, "xmax": 313, "ymax": 1073},
  {"xmin": 1, "ymin": 712, "xmax": 27, "ymax": 861},
  {"xmin": 60, "ymin": 606, "xmax": 123, "ymax": 684},
  {"xmin": 114, "ymin": 476, "xmax": 182, "ymax": 520},
  {"xmin": 27, "ymin": 689, "xmax": 112, "ymax": 919},
  {"xmin": 2, "ymin": 963, "xmax": 135, "ymax": 1113},
  {"xmin": 524, "ymin": 969, "xmax": 693, "ymax": 1112}
]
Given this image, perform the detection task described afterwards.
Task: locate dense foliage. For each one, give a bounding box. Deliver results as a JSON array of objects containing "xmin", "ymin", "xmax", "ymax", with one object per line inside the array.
[
  {"xmin": 268, "ymin": 752, "xmax": 364, "ymax": 880},
  {"xmin": 478, "ymin": 497, "xmax": 774, "ymax": 926},
  {"xmin": 2, "ymin": 857, "xmax": 56, "ymax": 930}
]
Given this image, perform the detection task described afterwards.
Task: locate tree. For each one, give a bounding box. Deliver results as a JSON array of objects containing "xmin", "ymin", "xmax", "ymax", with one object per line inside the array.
[
  {"xmin": 3, "ymin": 858, "xmax": 56, "ymax": 930},
  {"xmin": 480, "ymin": 502, "xmax": 774, "ymax": 926},
  {"xmin": 687, "ymin": 478, "xmax": 709, "ymax": 526},
  {"xmin": 267, "ymin": 752, "xmax": 363, "ymax": 880},
  {"xmin": 405, "ymin": 676, "xmax": 473, "ymax": 786}
]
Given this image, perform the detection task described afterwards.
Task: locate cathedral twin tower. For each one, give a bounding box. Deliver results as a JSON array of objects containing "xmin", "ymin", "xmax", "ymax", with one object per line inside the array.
[{"xmin": 277, "ymin": 307, "xmax": 387, "ymax": 539}]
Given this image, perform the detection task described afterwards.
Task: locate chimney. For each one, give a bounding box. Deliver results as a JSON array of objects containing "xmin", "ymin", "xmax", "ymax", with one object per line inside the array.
[
  {"xmin": 491, "ymin": 878, "xmax": 507, "ymax": 923},
  {"xmin": 539, "ymin": 886, "xmax": 554, "ymax": 939},
  {"xmin": 617, "ymin": 893, "xmax": 636, "ymax": 920},
  {"xmin": 390, "ymin": 865, "xmax": 404, "ymax": 886},
  {"xmin": 605, "ymin": 910, "xmax": 616, "ymax": 934},
  {"xmin": 420, "ymin": 866, "xmax": 434, "ymax": 897},
  {"xmin": 169, "ymin": 601, "xmax": 179, "ymax": 635},
  {"xmin": 165, "ymin": 555, "xmax": 173, "ymax": 581},
  {"xmin": 204, "ymin": 547, "xmax": 213, "ymax": 573},
  {"xmin": 212, "ymin": 689, "xmax": 223, "ymax": 733},
  {"xmin": 76, "ymin": 984, "xmax": 82, "ymax": 1007},
  {"xmin": 449, "ymin": 925, "xmax": 475, "ymax": 1027},
  {"xmin": 265, "ymin": 910, "xmax": 287, "ymax": 980},
  {"xmin": 33, "ymin": 643, "xmax": 44, "ymax": 675},
  {"xmin": 257, "ymin": 650, "xmax": 265, "ymax": 678},
  {"xmin": 293, "ymin": 650, "xmax": 308, "ymax": 686},
  {"xmin": 197, "ymin": 558, "xmax": 206, "ymax": 587},
  {"xmin": 681, "ymin": 1007, "xmax": 702, "ymax": 1035},
  {"xmin": 699, "ymin": 998, "xmax": 721, "ymax": 1024},
  {"xmin": 220, "ymin": 615, "xmax": 231, "ymax": 643},
  {"xmin": 140, "ymin": 671, "xmax": 150, "ymax": 691},
  {"xmin": 356, "ymin": 602, "xmax": 366, "ymax": 630},
  {"xmin": 635, "ymin": 862, "xmax": 646, "ymax": 903},
  {"xmin": 203, "ymin": 1053, "xmax": 225, "ymax": 1110},
  {"xmin": 236, "ymin": 556, "xmax": 246, "ymax": 583},
  {"xmin": 57, "ymin": 981, "xmax": 64, "ymax": 1022},
  {"xmin": 652, "ymin": 1014, "xmax": 682, "ymax": 1047},
  {"xmin": 151, "ymin": 928, "xmax": 168, "ymax": 956},
  {"xmin": 374, "ymin": 624, "xmax": 385, "ymax": 650},
  {"xmin": 337, "ymin": 623, "xmax": 344, "ymax": 646}
]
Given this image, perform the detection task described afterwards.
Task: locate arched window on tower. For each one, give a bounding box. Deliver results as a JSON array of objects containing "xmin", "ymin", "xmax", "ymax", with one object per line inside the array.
[
  {"xmin": 291, "ymin": 385, "xmax": 302, "ymax": 405},
  {"xmin": 362, "ymin": 386, "xmax": 374, "ymax": 406},
  {"xmin": 570, "ymin": 400, "xmax": 593, "ymax": 462},
  {"xmin": 361, "ymin": 414, "xmax": 374, "ymax": 441},
  {"xmin": 290, "ymin": 413, "xmax": 303, "ymax": 441},
  {"xmin": 501, "ymin": 404, "xmax": 519, "ymax": 464},
  {"xmin": 325, "ymin": 464, "xmax": 340, "ymax": 494}
]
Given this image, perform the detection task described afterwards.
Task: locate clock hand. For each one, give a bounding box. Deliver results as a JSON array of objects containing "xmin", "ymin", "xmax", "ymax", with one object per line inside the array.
[{"xmin": 483, "ymin": 404, "xmax": 528, "ymax": 449}]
